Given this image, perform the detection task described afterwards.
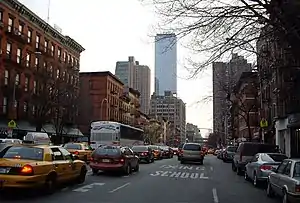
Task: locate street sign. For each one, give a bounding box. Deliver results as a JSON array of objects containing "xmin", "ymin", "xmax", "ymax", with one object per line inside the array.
[
  {"xmin": 260, "ymin": 119, "xmax": 268, "ymax": 128},
  {"xmin": 8, "ymin": 120, "xmax": 16, "ymax": 128}
]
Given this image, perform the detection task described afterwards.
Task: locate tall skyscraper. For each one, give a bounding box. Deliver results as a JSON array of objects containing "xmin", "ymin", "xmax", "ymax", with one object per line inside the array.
[
  {"xmin": 155, "ymin": 33, "xmax": 177, "ymax": 95},
  {"xmin": 115, "ymin": 56, "xmax": 151, "ymax": 114}
]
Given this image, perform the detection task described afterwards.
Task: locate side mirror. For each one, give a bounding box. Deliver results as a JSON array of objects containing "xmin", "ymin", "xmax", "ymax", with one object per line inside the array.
[{"xmin": 72, "ymin": 154, "xmax": 80, "ymax": 160}]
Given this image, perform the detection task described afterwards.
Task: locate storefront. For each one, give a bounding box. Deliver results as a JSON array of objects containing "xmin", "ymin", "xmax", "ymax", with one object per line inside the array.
[
  {"xmin": 287, "ymin": 113, "xmax": 300, "ymax": 158},
  {"xmin": 275, "ymin": 118, "xmax": 290, "ymax": 157}
]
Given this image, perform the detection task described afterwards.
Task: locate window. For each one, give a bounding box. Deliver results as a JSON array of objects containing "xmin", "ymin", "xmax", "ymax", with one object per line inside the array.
[
  {"xmin": 3, "ymin": 97, "xmax": 7, "ymax": 113},
  {"xmin": 27, "ymin": 29, "xmax": 32, "ymax": 43},
  {"xmin": 18, "ymin": 23, "xmax": 23, "ymax": 34},
  {"xmin": 58, "ymin": 48, "xmax": 61, "ymax": 59},
  {"xmin": 6, "ymin": 42, "xmax": 12, "ymax": 56},
  {"xmin": 4, "ymin": 70, "xmax": 9, "ymax": 85},
  {"xmin": 2, "ymin": 146, "xmax": 44, "ymax": 161},
  {"xmin": 63, "ymin": 144, "xmax": 82, "ymax": 150},
  {"xmin": 284, "ymin": 161, "xmax": 292, "ymax": 176},
  {"xmin": 43, "ymin": 62, "xmax": 47, "ymax": 68},
  {"xmin": 15, "ymin": 73, "xmax": 20, "ymax": 85},
  {"xmin": 51, "ymin": 44, "xmax": 54, "ymax": 56},
  {"xmin": 0, "ymin": 11, "xmax": 2, "ymax": 22},
  {"xmin": 33, "ymin": 81, "xmax": 37, "ymax": 94},
  {"xmin": 36, "ymin": 35, "xmax": 40, "ymax": 49},
  {"xmin": 16, "ymin": 48, "xmax": 21, "ymax": 64},
  {"xmin": 26, "ymin": 53, "xmax": 31, "ymax": 67},
  {"xmin": 23, "ymin": 102, "xmax": 28, "ymax": 112},
  {"xmin": 277, "ymin": 160, "xmax": 288, "ymax": 174},
  {"xmin": 44, "ymin": 40, "xmax": 48, "ymax": 52},
  {"xmin": 63, "ymin": 52, "xmax": 66, "ymax": 62},
  {"xmin": 35, "ymin": 56, "xmax": 39, "ymax": 68},
  {"xmin": 24, "ymin": 77, "xmax": 29, "ymax": 92},
  {"xmin": 8, "ymin": 17, "xmax": 13, "ymax": 32},
  {"xmin": 56, "ymin": 69, "xmax": 60, "ymax": 78}
]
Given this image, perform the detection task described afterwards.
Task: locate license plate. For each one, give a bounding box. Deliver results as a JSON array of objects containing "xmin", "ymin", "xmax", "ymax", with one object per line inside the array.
[
  {"xmin": 102, "ymin": 159, "xmax": 110, "ymax": 163},
  {"xmin": 0, "ymin": 168, "xmax": 7, "ymax": 174}
]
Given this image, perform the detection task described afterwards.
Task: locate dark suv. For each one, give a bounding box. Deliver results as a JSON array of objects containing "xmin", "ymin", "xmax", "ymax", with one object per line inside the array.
[{"xmin": 131, "ymin": 145, "xmax": 154, "ymax": 163}]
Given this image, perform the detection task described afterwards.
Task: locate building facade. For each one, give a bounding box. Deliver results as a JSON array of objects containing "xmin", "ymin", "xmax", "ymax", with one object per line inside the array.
[
  {"xmin": 212, "ymin": 53, "xmax": 252, "ymax": 143},
  {"xmin": 186, "ymin": 123, "xmax": 201, "ymax": 142},
  {"xmin": 0, "ymin": 0, "xmax": 84, "ymax": 139},
  {"xmin": 155, "ymin": 33, "xmax": 177, "ymax": 95},
  {"xmin": 150, "ymin": 91, "xmax": 186, "ymax": 143},
  {"xmin": 115, "ymin": 56, "xmax": 151, "ymax": 115},
  {"xmin": 78, "ymin": 72, "xmax": 141, "ymax": 135},
  {"xmin": 231, "ymin": 72, "xmax": 259, "ymax": 141}
]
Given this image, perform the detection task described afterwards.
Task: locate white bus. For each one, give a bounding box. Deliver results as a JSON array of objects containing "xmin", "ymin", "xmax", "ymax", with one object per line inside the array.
[{"xmin": 90, "ymin": 121, "xmax": 144, "ymax": 148}]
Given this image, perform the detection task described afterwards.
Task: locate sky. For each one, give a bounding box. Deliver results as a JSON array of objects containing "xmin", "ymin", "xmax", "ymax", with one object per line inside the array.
[{"xmin": 19, "ymin": 0, "xmax": 213, "ymax": 136}]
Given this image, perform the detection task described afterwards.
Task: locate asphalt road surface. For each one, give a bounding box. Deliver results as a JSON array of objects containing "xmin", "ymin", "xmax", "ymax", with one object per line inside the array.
[{"xmin": 0, "ymin": 155, "xmax": 279, "ymax": 203}]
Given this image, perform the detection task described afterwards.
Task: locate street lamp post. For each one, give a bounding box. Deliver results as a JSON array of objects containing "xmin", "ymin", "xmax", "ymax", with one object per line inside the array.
[{"xmin": 100, "ymin": 98, "xmax": 107, "ymax": 121}]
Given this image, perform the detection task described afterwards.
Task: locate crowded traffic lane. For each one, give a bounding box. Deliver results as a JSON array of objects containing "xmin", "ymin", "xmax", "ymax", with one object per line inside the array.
[{"xmin": 0, "ymin": 156, "xmax": 279, "ymax": 203}]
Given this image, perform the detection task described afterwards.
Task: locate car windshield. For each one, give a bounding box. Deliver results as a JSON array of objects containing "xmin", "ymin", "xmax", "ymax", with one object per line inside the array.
[
  {"xmin": 149, "ymin": 146, "xmax": 158, "ymax": 150},
  {"xmin": 227, "ymin": 146, "xmax": 237, "ymax": 152},
  {"xmin": 1, "ymin": 146, "xmax": 44, "ymax": 161},
  {"xmin": 64, "ymin": 144, "xmax": 82, "ymax": 150},
  {"xmin": 132, "ymin": 146, "xmax": 148, "ymax": 152},
  {"xmin": 95, "ymin": 146, "xmax": 120, "ymax": 156},
  {"xmin": 183, "ymin": 144, "xmax": 201, "ymax": 151}
]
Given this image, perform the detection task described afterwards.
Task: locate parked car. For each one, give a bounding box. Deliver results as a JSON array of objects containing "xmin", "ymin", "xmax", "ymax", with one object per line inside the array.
[
  {"xmin": 90, "ymin": 145, "xmax": 139, "ymax": 175},
  {"xmin": 266, "ymin": 159, "xmax": 300, "ymax": 203},
  {"xmin": 232, "ymin": 142, "xmax": 280, "ymax": 175},
  {"xmin": 180, "ymin": 143, "xmax": 204, "ymax": 165},
  {"xmin": 160, "ymin": 146, "xmax": 173, "ymax": 158},
  {"xmin": 131, "ymin": 145, "xmax": 154, "ymax": 163},
  {"xmin": 223, "ymin": 146, "xmax": 238, "ymax": 162},
  {"xmin": 244, "ymin": 153, "xmax": 288, "ymax": 187}
]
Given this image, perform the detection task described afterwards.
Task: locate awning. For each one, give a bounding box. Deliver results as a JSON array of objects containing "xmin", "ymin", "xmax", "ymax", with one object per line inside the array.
[
  {"xmin": 42, "ymin": 124, "xmax": 56, "ymax": 134},
  {"xmin": 63, "ymin": 127, "xmax": 84, "ymax": 137},
  {"xmin": 16, "ymin": 121, "xmax": 36, "ymax": 132}
]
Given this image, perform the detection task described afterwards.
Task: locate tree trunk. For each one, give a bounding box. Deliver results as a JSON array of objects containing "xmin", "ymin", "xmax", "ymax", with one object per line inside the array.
[{"xmin": 247, "ymin": 113, "xmax": 252, "ymax": 142}]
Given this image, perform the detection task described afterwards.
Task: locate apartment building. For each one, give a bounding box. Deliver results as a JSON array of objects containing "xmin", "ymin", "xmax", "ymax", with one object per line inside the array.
[
  {"xmin": 115, "ymin": 56, "xmax": 150, "ymax": 115},
  {"xmin": 150, "ymin": 91, "xmax": 186, "ymax": 143},
  {"xmin": 0, "ymin": 0, "xmax": 84, "ymax": 139}
]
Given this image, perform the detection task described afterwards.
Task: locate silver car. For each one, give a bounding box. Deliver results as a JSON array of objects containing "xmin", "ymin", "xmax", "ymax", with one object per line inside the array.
[
  {"xmin": 180, "ymin": 143, "xmax": 204, "ymax": 165},
  {"xmin": 245, "ymin": 153, "xmax": 287, "ymax": 187}
]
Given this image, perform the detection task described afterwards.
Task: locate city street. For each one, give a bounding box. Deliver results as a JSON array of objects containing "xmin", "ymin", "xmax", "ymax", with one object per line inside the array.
[{"xmin": 0, "ymin": 155, "xmax": 278, "ymax": 203}]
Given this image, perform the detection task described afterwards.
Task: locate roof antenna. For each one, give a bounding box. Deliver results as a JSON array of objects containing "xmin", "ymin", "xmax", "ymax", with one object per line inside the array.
[{"xmin": 47, "ymin": 0, "xmax": 50, "ymax": 23}]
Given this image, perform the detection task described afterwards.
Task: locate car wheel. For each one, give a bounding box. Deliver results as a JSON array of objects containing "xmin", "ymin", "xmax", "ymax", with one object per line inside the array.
[
  {"xmin": 92, "ymin": 168, "xmax": 99, "ymax": 175},
  {"xmin": 77, "ymin": 167, "xmax": 87, "ymax": 184},
  {"xmin": 244, "ymin": 170, "xmax": 249, "ymax": 181},
  {"xmin": 124, "ymin": 164, "xmax": 131, "ymax": 175},
  {"xmin": 266, "ymin": 181, "xmax": 274, "ymax": 198},
  {"xmin": 44, "ymin": 174, "xmax": 57, "ymax": 195},
  {"xmin": 232, "ymin": 162, "xmax": 237, "ymax": 172}
]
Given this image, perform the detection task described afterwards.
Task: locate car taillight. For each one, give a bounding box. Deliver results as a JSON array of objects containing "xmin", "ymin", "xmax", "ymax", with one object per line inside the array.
[
  {"xmin": 90, "ymin": 157, "xmax": 95, "ymax": 162},
  {"xmin": 20, "ymin": 165, "xmax": 34, "ymax": 175},
  {"xmin": 260, "ymin": 165, "xmax": 272, "ymax": 170},
  {"xmin": 73, "ymin": 151, "xmax": 79, "ymax": 155},
  {"xmin": 142, "ymin": 152, "xmax": 148, "ymax": 156},
  {"xmin": 119, "ymin": 158, "xmax": 125, "ymax": 164},
  {"xmin": 295, "ymin": 185, "xmax": 300, "ymax": 193}
]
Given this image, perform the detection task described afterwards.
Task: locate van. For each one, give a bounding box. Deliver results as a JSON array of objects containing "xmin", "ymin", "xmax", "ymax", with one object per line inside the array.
[
  {"xmin": 232, "ymin": 142, "xmax": 279, "ymax": 175},
  {"xmin": 23, "ymin": 132, "xmax": 51, "ymax": 145}
]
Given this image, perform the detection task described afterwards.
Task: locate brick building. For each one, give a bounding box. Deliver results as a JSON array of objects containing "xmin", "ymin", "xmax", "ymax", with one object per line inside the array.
[
  {"xmin": 231, "ymin": 72, "xmax": 259, "ymax": 141},
  {"xmin": 78, "ymin": 72, "xmax": 141, "ymax": 135},
  {"xmin": 0, "ymin": 0, "xmax": 84, "ymax": 139}
]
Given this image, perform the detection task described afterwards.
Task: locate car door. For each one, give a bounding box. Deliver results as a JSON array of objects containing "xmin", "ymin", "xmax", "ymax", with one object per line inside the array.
[
  {"xmin": 272, "ymin": 160, "xmax": 288, "ymax": 194},
  {"xmin": 50, "ymin": 147, "xmax": 70, "ymax": 182},
  {"xmin": 277, "ymin": 160, "xmax": 292, "ymax": 197},
  {"xmin": 59, "ymin": 147, "xmax": 78, "ymax": 179}
]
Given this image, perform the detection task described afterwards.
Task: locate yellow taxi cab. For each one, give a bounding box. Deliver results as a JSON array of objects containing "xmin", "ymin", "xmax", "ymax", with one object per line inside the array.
[
  {"xmin": 0, "ymin": 133, "xmax": 87, "ymax": 193},
  {"xmin": 149, "ymin": 145, "xmax": 162, "ymax": 160},
  {"xmin": 62, "ymin": 142, "xmax": 93, "ymax": 162}
]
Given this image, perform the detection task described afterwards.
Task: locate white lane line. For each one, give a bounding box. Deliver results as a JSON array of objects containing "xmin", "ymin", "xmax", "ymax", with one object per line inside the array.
[
  {"xmin": 210, "ymin": 166, "xmax": 213, "ymax": 171},
  {"xmin": 109, "ymin": 182, "xmax": 131, "ymax": 193},
  {"xmin": 212, "ymin": 188, "xmax": 219, "ymax": 203}
]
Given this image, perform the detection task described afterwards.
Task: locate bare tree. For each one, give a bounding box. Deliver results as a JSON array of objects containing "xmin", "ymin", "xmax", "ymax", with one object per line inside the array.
[
  {"xmin": 141, "ymin": 0, "xmax": 300, "ymax": 74},
  {"xmin": 143, "ymin": 121, "xmax": 162, "ymax": 144}
]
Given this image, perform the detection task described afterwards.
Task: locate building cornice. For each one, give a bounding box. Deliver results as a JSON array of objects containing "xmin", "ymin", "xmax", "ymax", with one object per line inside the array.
[{"xmin": 3, "ymin": 0, "xmax": 85, "ymax": 53}]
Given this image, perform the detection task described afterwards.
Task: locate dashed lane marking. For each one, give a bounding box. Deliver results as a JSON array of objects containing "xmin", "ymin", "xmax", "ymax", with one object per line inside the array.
[
  {"xmin": 108, "ymin": 182, "xmax": 130, "ymax": 193},
  {"xmin": 212, "ymin": 188, "xmax": 219, "ymax": 203}
]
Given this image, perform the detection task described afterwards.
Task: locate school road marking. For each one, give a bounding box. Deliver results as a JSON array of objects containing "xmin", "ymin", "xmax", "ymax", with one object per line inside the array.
[{"xmin": 150, "ymin": 171, "xmax": 209, "ymax": 180}]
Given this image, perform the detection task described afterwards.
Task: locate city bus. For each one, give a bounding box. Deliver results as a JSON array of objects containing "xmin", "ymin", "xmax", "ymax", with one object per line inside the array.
[{"xmin": 90, "ymin": 121, "xmax": 144, "ymax": 149}]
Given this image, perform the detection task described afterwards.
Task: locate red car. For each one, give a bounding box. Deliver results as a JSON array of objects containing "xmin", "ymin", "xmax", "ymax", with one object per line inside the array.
[{"xmin": 90, "ymin": 145, "xmax": 139, "ymax": 175}]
